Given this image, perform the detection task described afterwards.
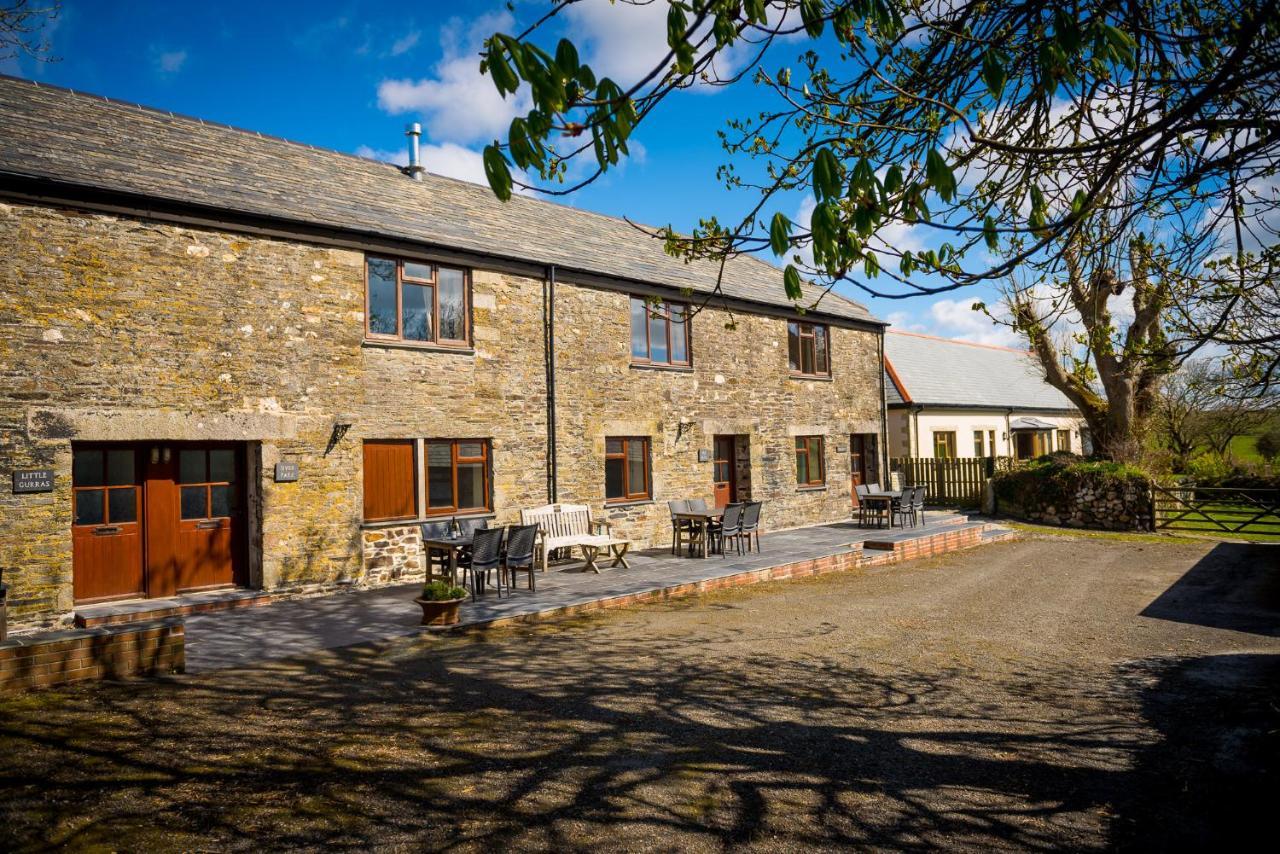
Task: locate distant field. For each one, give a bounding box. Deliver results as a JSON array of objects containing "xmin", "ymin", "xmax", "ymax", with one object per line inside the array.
[{"xmin": 1229, "ymin": 433, "xmax": 1264, "ymax": 463}]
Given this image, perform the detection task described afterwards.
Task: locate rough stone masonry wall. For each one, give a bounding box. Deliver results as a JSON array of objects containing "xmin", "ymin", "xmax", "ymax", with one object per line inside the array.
[
  {"xmin": 552, "ymin": 282, "xmax": 884, "ymax": 546},
  {"xmin": 0, "ymin": 198, "xmax": 882, "ymax": 627}
]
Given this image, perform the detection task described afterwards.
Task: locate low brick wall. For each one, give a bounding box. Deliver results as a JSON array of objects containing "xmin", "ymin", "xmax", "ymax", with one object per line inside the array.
[{"xmin": 0, "ymin": 618, "xmax": 184, "ymax": 693}]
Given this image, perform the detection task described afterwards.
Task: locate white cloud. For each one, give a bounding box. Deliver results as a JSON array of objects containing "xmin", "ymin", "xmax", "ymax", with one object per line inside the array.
[
  {"xmin": 354, "ymin": 144, "xmax": 409, "ymax": 168},
  {"xmin": 355, "ymin": 141, "xmax": 529, "ymax": 191},
  {"xmin": 376, "ymin": 11, "xmax": 529, "ymax": 145},
  {"xmin": 389, "ymin": 30, "xmax": 420, "ymax": 57},
  {"xmin": 156, "ymin": 49, "xmax": 187, "ymax": 74}
]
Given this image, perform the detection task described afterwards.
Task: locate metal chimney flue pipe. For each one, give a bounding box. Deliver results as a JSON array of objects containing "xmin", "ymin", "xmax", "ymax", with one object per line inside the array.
[{"xmin": 403, "ymin": 122, "xmax": 425, "ymax": 180}]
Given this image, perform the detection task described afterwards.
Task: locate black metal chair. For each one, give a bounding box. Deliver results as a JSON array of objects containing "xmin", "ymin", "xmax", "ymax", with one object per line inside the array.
[
  {"xmin": 715, "ymin": 502, "xmax": 746, "ymax": 557},
  {"xmin": 504, "ymin": 524, "xmax": 539, "ymax": 591},
  {"xmin": 420, "ymin": 520, "xmax": 454, "ymax": 578},
  {"xmin": 465, "ymin": 526, "xmax": 506, "ymax": 600},
  {"xmin": 854, "ymin": 484, "xmax": 871, "ymax": 527},
  {"xmin": 912, "ymin": 486, "xmax": 927, "ymax": 526},
  {"xmin": 891, "ymin": 487, "xmax": 914, "ymax": 528},
  {"xmin": 668, "ymin": 499, "xmax": 692, "ymax": 555},
  {"xmin": 739, "ymin": 501, "xmax": 763, "ymax": 553}
]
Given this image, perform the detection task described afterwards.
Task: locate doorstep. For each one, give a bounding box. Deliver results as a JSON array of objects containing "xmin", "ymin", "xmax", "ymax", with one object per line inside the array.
[{"xmin": 74, "ymin": 588, "xmax": 273, "ymax": 629}]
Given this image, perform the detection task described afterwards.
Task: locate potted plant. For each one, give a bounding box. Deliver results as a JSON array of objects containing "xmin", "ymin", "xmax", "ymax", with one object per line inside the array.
[{"xmin": 414, "ymin": 580, "xmax": 467, "ymax": 627}]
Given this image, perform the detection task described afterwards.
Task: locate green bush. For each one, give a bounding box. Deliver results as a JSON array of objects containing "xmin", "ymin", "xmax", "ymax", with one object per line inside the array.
[
  {"xmin": 420, "ymin": 580, "xmax": 467, "ymax": 601},
  {"xmin": 993, "ymin": 456, "xmax": 1152, "ymax": 520}
]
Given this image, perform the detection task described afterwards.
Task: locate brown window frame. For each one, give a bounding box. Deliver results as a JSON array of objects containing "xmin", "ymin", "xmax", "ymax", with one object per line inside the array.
[
  {"xmin": 1056, "ymin": 429, "xmax": 1071, "ymax": 452},
  {"xmin": 365, "ymin": 256, "xmax": 471, "ymax": 347},
  {"xmin": 72, "ymin": 446, "xmax": 141, "ymax": 527},
  {"xmin": 605, "ymin": 436, "xmax": 652, "ymax": 502},
  {"xmin": 630, "ymin": 297, "xmax": 691, "ymax": 366},
  {"xmin": 787, "ymin": 321, "xmax": 831, "ymax": 377},
  {"xmin": 362, "ymin": 440, "xmax": 418, "ymax": 523},
  {"xmin": 795, "ymin": 436, "xmax": 826, "ymax": 486},
  {"xmin": 424, "ymin": 439, "xmax": 493, "ymax": 517},
  {"xmin": 973, "ymin": 430, "xmax": 985, "ymax": 457},
  {"xmin": 933, "ymin": 431, "xmax": 957, "ymax": 459}
]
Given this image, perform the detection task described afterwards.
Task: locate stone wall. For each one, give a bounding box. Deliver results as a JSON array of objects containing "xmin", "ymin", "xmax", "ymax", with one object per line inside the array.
[
  {"xmin": 992, "ymin": 461, "xmax": 1154, "ymax": 531},
  {"xmin": 0, "ymin": 199, "xmax": 883, "ymax": 627}
]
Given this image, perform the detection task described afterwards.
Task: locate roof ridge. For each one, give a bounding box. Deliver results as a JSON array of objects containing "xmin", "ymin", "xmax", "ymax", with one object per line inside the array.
[
  {"xmin": 887, "ymin": 329, "xmax": 1030, "ymax": 355},
  {"xmin": 0, "ymin": 72, "xmax": 843, "ymax": 310}
]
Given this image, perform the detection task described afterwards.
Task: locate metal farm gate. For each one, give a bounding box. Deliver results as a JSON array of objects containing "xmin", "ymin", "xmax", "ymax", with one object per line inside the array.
[{"xmin": 1151, "ymin": 485, "xmax": 1280, "ymax": 538}]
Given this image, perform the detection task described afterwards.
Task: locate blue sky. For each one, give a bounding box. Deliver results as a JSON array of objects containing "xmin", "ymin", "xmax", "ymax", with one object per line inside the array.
[{"xmin": 3, "ymin": 0, "xmax": 1013, "ymax": 343}]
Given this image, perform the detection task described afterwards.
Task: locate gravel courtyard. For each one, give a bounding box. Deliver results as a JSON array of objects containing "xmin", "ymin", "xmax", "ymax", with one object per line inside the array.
[{"xmin": 1, "ymin": 533, "xmax": 1277, "ymax": 851}]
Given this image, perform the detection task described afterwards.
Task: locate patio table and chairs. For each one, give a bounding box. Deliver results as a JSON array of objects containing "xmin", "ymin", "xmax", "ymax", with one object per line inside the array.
[
  {"xmin": 674, "ymin": 499, "xmax": 764, "ymax": 558},
  {"xmin": 855, "ymin": 484, "xmax": 927, "ymax": 529}
]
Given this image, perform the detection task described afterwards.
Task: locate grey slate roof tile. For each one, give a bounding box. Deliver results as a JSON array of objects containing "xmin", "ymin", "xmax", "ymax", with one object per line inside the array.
[
  {"xmin": 0, "ymin": 75, "xmax": 880, "ymax": 326},
  {"xmin": 884, "ymin": 331, "xmax": 1077, "ymax": 410}
]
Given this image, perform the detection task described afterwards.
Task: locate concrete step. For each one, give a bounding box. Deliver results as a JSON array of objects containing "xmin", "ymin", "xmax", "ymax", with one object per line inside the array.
[{"xmin": 75, "ymin": 589, "xmax": 273, "ymax": 628}]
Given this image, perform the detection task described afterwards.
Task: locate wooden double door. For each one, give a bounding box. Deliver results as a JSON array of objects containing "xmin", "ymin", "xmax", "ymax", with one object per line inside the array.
[{"xmin": 72, "ymin": 442, "xmax": 248, "ymax": 603}]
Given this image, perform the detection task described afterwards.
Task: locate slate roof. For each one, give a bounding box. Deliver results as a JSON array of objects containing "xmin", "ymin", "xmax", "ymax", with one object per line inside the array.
[
  {"xmin": 0, "ymin": 75, "xmax": 880, "ymax": 327},
  {"xmin": 884, "ymin": 331, "xmax": 1077, "ymax": 411}
]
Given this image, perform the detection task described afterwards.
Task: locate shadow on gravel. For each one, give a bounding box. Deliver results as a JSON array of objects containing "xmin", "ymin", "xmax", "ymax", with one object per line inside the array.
[{"xmin": 1140, "ymin": 542, "xmax": 1280, "ymax": 636}]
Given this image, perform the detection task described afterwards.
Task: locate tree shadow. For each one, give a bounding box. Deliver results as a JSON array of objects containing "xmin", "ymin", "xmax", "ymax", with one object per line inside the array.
[{"xmin": 1140, "ymin": 542, "xmax": 1280, "ymax": 636}]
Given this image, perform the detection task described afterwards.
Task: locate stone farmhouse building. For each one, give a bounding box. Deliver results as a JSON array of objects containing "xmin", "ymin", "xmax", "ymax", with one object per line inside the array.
[
  {"xmin": 884, "ymin": 331, "xmax": 1088, "ymax": 461},
  {"xmin": 0, "ymin": 76, "xmax": 887, "ymax": 629}
]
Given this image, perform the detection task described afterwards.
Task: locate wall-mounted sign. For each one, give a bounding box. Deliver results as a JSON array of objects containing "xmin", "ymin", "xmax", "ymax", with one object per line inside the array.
[
  {"xmin": 836, "ymin": 443, "xmax": 849, "ymax": 454},
  {"xmin": 697, "ymin": 449, "xmax": 711, "ymax": 463},
  {"xmin": 12, "ymin": 469, "xmax": 54, "ymax": 494},
  {"xmin": 274, "ymin": 461, "xmax": 300, "ymax": 483}
]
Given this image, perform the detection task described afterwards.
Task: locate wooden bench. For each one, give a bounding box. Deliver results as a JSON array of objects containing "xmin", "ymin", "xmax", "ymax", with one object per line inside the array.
[{"xmin": 520, "ymin": 503, "xmax": 631, "ymax": 573}]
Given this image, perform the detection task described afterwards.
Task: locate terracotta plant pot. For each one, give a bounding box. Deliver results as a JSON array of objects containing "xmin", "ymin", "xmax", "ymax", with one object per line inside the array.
[{"xmin": 414, "ymin": 596, "xmax": 465, "ymax": 627}]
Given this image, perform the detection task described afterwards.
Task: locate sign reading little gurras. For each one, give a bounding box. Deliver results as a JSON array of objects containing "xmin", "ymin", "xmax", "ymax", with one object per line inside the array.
[
  {"xmin": 12, "ymin": 469, "xmax": 54, "ymax": 493},
  {"xmin": 274, "ymin": 461, "xmax": 300, "ymax": 483}
]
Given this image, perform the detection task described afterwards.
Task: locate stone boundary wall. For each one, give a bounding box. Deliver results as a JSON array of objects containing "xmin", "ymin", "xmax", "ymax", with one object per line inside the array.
[
  {"xmin": 0, "ymin": 618, "xmax": 184, "ymax": 693},
  {"xmin": 993, "ymin": 467, "xmax": 1154, "ymax": 532}
]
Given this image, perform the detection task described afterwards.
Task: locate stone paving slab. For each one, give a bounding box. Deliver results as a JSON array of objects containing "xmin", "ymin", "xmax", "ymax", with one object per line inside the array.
[{"xmin": 184, "ymin": 514, "xmax": 987, "ymax": 673}]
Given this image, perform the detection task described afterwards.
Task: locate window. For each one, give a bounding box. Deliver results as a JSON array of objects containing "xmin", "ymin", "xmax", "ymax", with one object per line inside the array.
[
  {"xmin": 973, "ymin": 430, "xmax": 985, "ymax": 457},
  {"xmin": 933, "ymin": 431, "xmax": 957, "ymax": 458},
  {"xmin": 1057, "ymin": 429, "xmax": 1071, "ymax": 452},
  {"xmin": 788, "ymin": 321, "xmax": 830, "ymax": 377},
  {"xmin": 366, "ymin": 256, "xmax": 469, "ymax": 346},
  {"xmin": 989, "ymin": 430, "xmax": 997, "ymax": 456},
  {"xmin": 605, "ymin": 437, "xmax": 651, "ymax": 502},
  {"xmin": 363, "ymin": 440, "xmax": 417, "ymax": 522},
  {"xmin": 72, "ymin": 447, "xmax": 139, "ymax": 527},
  {"xmin": 630, "ymin": 297, "xmax": 690, "ymax": 366},
  {"xmin": 795, "ymin": 436, "xmax": 826, "ymax": 486},
  {"xmin": 425, "ymin": 439, "xmax": 491, "ymax": 516},
  {"xmin": 178, "ymin": 447, "xmax": 238, "ymax": 521}
]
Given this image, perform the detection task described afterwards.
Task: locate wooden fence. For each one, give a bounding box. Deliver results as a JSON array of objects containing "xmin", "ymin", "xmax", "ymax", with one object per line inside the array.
[{"xmin": 890, "ymin": 457, "xmax": 1011, "ymax": 507}]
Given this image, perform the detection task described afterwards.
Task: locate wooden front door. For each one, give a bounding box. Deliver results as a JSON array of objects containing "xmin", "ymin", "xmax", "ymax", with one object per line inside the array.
[
  {"xmin": 73, "ymin": 442, "xmax": 245, "ymax": 603},
  {"xmin": 713, "ymin": 435, "xmax": 737, "ymax": 508},
  {"xmin": 72, "ymin": 447, "xmax": 145, "ymax": 603},
  {"xmin": 850, "ymin": 434, "xmax": 879, "ymax": 508}
]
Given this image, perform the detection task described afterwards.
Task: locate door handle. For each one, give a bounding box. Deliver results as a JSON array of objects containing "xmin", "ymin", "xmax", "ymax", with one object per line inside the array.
[
  {"xmin": 195, "ymin": 520, "xmax": 222, "ymax": 530},
  {"xmin": 92, "ymin": 525, "xmax": 121, "ymax": 535}
]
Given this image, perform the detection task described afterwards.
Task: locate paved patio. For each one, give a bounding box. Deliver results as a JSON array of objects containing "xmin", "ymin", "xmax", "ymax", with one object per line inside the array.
[{"xmin": 185, "ymin": 513, "xmax": 995, "ymax": 672}]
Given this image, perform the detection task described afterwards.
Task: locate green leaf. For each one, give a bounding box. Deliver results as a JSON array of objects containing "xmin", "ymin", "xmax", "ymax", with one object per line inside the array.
[
  {"xmin": 1053, "ymin": 9, "xmax": 1082, "ymax": 55},
  {"xmin": 783, "ymin": 264, "xmax": 803, "ymax": 301},
  {"xmin": 667, "ymin": 4, "xmax": 695, "ymax": 73},
  {"xmin": 744, "ymin": 0, "xmax": 767, "ymax": 24},
  {"xmin": 925, "ymin": 148, "xmax": 957, "ymax": 203},
  {"xmin": 554, "ymin": 38, "xmax": 579, "ymax": 74},
  {"xmin": 483, "ymin": 144, "xmax": 513, "ymax": 202},
  {"xmin": 981, "ymin": 49, "xmax": 1007, "ymax": 99},
  {"xmin": 1070, "ymin": 189, "xmax": 1088, "ymax": 216},
  {"xmin": 983, "ymin": 215, "xmax": 998, "ymax": 251},
  {"xmin": 800, "ymin": 0, "xmax": 824, "ymax": 37},
  {"xmin": 485, "ymin": 38, "xmax": 520, "ymax": 95},
  {"xmin": 813, "ymin": 147, "xmax": 841, "ymax": 201},
  {"xmin": 883, "ymin": 164, "xmax": 903, "ymax": 196},
  {"xmin": 769, "ymin": 212, "xmax": 793, "ymax": 256}
]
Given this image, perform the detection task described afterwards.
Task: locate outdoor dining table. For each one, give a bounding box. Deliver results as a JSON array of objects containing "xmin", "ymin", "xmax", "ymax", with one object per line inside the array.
[
  {"xmin": 422, "ymin": 534, "xmax": 474, "ymax": 584},
  {"xmin": 861, "ymin": 491, "xmax": 905, "ymax": 529},
  {"xmin": 673, "ymin": 510, "xmax": 724, "ymax": 558}
]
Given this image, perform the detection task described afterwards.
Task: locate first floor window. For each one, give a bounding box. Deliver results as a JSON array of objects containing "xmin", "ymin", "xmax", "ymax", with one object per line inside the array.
[
  {"xmin": 788, "ymin": 321, "xmax": 830, "ymax": 377},
  {"xmin": 795, "ymin": 436, "xmax": 825, "ymax": 486},
  {"xmin": 1056, "ymin": 429, "xmax": 1071, "ymax": 452},
  {"xmin": 366, "ymin": 256, "xmax": 470, "ymax": 346},
  {"xmin": 933, "ymin": 431, "xmax": 957, "ymax": 459},
  {"xmin": 363, "ymin": 440, "xmax": 417, "ymax": 522},
  {"xmin": 605, "ymin": 437, "xmax": 651, "ymax": 501},
  {"xmin": 426, "ymin": 439, "xmax": 491, "ymax": 516},
  {"xmin": 630, "ymin": 297, "xmax": 690, "ymax": 365}
]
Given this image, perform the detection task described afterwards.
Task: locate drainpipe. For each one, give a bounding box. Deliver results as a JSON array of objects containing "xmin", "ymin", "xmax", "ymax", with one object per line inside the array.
[
  {"xmin": 544, "ymin": 265, "xmax": 559, "ymax": 502},
  {"xmin": 911, "ymin": 405, "xmax": 922, "ymax": 457},
  {"xmin": 1005, "ymin": 408, "xmax": 1014, "ymax": 459}
]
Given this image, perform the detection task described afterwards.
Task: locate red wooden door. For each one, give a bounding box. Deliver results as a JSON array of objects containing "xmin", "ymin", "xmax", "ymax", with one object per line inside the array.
[
  {"xmin": 713, "ymin": 436, "xmax": 736, "ymax": 508},
  {"xmin": 72, "ymin": 447, "xmax": 144, "ymax": 602},
  {"xmin": 173, "ymin": 446, "xmax": 242, "ymax": 593}
]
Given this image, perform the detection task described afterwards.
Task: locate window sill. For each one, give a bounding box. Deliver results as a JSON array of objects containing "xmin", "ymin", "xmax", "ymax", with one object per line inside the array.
[
  {"xmin": 361, "ymin": 511, "xmax": 494, "ymax": 530},
  {"xmin": 795, "ymin": 485, "xmax": 828, "ymax": 493},
  {"xmin": 604, "ymin": 499, "xmax": 654, "ymax": 509},
  {"xmin": 789, "ymin": 373, "xmax": 833, "ymax": 382},
  {"xmin": 362, "ymin": 339, "xmax": 475, "ymax": 355},
  {"xmin": 630, "ymin": 363, "xmax": 694, "ymax": 374}
]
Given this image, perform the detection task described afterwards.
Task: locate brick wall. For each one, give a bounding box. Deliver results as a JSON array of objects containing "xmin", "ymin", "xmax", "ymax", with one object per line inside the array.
[{"xmin": 0, "ymin": 618, "xmax": 184, "ymax": 692}]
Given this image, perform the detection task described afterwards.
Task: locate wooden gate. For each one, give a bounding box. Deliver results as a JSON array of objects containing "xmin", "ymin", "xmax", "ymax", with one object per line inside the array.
[
  {"xmin": 891, "ymin": 457, "xmax": 1006, "ymax": 507},
  {"xmin": 1152, "ymin": 486, "xmax": 1280, "ymax": 537}
]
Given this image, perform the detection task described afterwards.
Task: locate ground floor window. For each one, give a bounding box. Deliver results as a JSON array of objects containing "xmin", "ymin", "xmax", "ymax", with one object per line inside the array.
[
  {"xmin": 973, "ymin": 430, "xmax": 985, "ymax": 457},
  {"xmin": 605, "ymin": 437, "xmax": 651, "ymax": 502},
  {"xmin": 362, "ymin": 440, "xmax": 417, "ymax": 522},
  {"xmin": 1056, "ymin": 429, "xmax": 1071, "ymax": 452},
  {"xmin": 795, "ymin": 436, "xmax": 826, "ymax": 486},
  {"xmin": 426, "ymin": 440, "xmax": 491, "ymax": 516},
  {"xmin": 933, "ymin": 431, "xmax": 957, "ymax": 459}
]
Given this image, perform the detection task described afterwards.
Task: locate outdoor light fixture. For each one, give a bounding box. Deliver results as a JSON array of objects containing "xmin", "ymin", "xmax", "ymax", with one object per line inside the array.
[{"xmin": 325, "ymin": 420, "xmax": 353, "ymax": 456}]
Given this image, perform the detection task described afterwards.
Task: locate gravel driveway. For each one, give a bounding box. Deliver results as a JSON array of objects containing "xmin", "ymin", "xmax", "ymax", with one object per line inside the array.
[{"xmin": 1, "ymin": 533, "xmax": 1277, "ymax": 851}]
